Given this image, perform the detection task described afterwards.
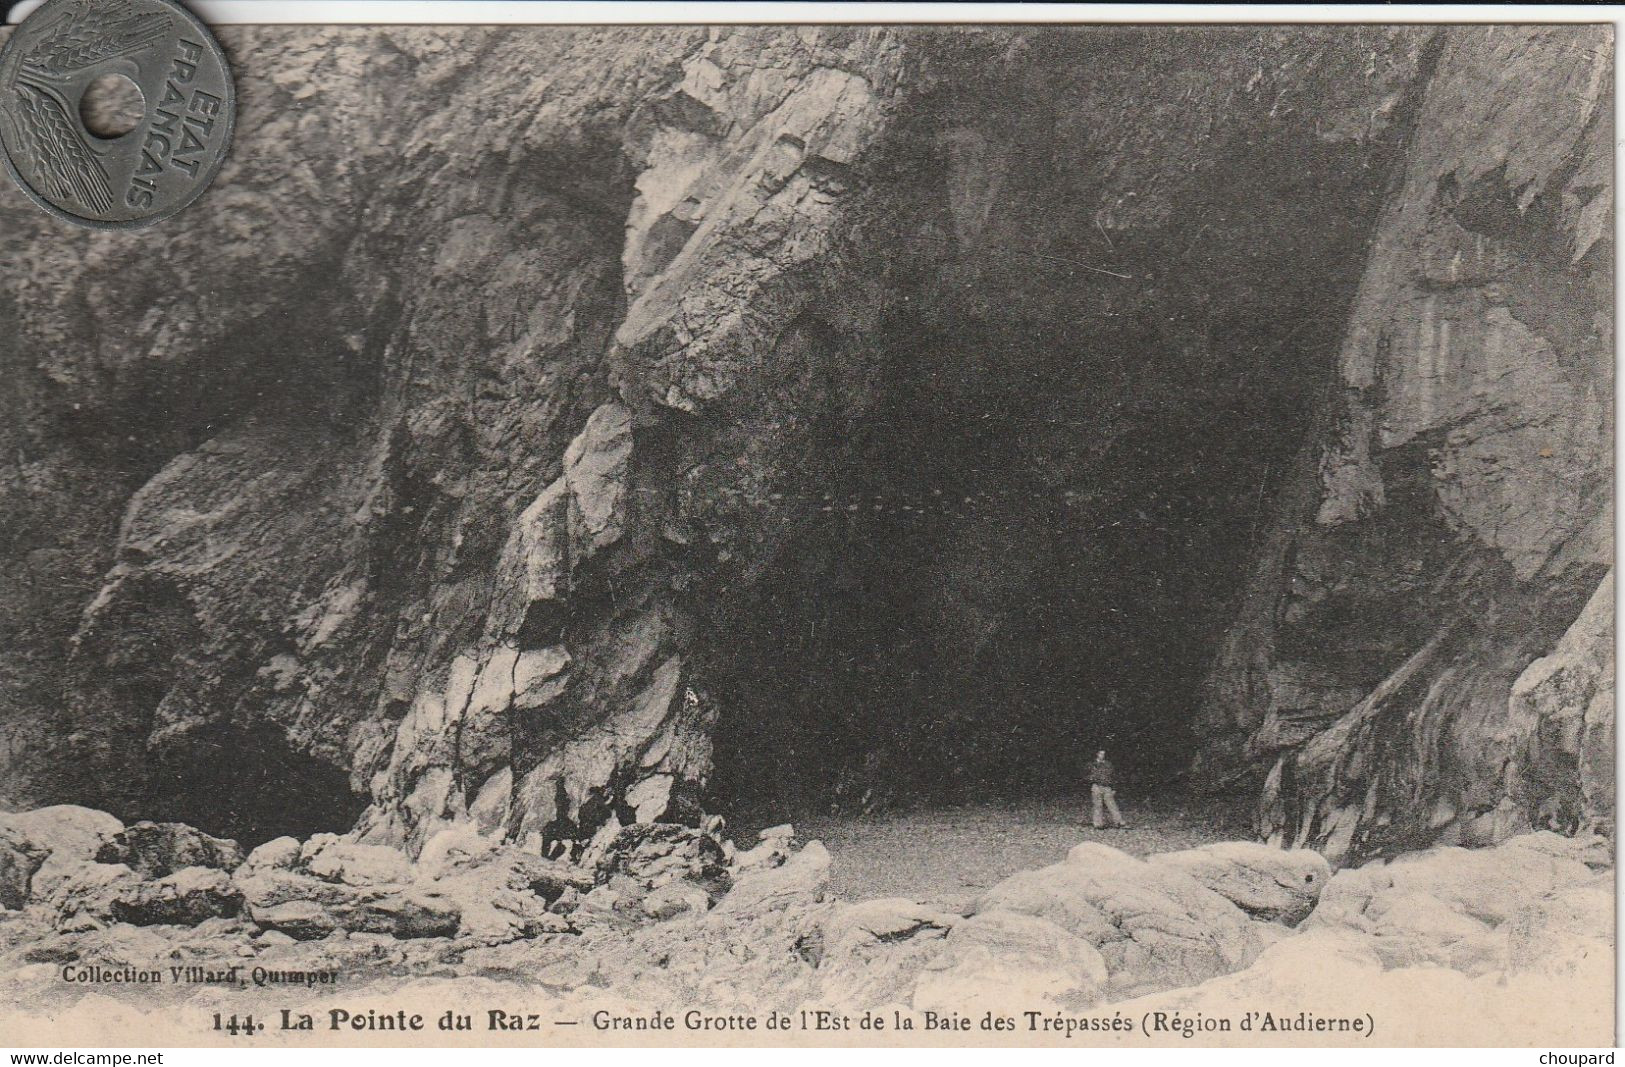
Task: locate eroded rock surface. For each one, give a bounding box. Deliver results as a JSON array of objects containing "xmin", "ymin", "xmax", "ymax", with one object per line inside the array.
[
  {"xmin": 4, "ymin": 24, "xmax": 1599, "ymax": 863},
  {"xmin": 912, "ymin": 909, "xmax": 1109, "ymax": 1014},
  {"xmin": 976, "ymin": 841, "xmax": 1269, "ymax": 998},
  {"xmin": 1125, "ymin": 832, "xmax": 1612, "ymax": 1045},
  {"xmin": 0, "ymin": 807, "xmax": 125, "ymax": 906},
  {"xmin": 1147, "ymin": 841, "xmax": 1330, "ymax": 925},
  {"xmin": 812, "ymin": 897, "xmax": 956, "ymax": 1009},
  {"xmin": 1302, "ymin": 830, "xmax": 1605, "ymax": 974},
  {"xmin": 1202, "ymin": 27, "xmax": 1613, "ymax": 864},
  {"xmin": 96, "ymin": 822, "xmax": 245, "ymax": 879}
]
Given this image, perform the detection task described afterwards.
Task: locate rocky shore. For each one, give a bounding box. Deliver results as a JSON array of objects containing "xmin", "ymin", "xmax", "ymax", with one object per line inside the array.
[{"xmin": 0, "ymin": 805, "xmax": 1611, "ymax": 1045}]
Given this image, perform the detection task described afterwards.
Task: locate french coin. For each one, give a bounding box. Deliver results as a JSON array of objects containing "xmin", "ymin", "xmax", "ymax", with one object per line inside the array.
[{"xmin": 0, "ymin": 0, "xmax": 234, "ymax": 229}]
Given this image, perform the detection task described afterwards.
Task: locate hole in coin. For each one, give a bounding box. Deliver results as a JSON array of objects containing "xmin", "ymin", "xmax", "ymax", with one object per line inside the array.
[{"xmin": 79, "ymin": 73, "xmax": 145, "ymax": 139}]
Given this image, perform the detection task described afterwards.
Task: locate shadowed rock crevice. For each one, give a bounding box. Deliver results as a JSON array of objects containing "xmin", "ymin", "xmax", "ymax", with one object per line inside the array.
[{"xmin": 143, "ymin": 723, "xmax": 371, "ymax": 845}]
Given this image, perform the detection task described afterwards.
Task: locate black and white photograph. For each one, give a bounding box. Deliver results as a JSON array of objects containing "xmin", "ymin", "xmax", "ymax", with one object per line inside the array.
[{"xmin": 0, "ymin": 2, "xmax": 1614, "ymax": 1052}]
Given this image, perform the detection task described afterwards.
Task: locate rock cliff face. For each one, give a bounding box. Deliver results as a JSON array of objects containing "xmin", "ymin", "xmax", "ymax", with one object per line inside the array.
[
  {"xmin": 1198, "ymin": 27, "xmax": 1614, "ymax": 863},
  {"xmin": 0, "ymin": 25, "xmax": 1610, "ymax": 862}
]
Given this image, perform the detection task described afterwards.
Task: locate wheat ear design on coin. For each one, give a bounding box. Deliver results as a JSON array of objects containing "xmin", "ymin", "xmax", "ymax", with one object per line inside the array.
[
  {"xmin": 3, "ymin": 2, "xmax": 173, "ymax": 212},
  {"xmin": 21, "ymin": 1, "xmax": 171, "ymax": 78},
  {"xmin": 12, "ymin": 82, "xmax": 115, "ymax": 211}
]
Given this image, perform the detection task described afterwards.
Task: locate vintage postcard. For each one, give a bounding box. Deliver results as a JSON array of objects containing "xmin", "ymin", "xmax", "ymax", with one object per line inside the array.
[{"xmin": 0, "ymin": 1, "xmax": 1614, "ymax": 1051}]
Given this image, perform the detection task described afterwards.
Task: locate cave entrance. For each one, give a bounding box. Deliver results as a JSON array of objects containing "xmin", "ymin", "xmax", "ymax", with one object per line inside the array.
[
  {"xmin": 704, "ymin": 302, "xmax": 1327, "ymax": 826},
  {"xmin": 696, "ymin": 42, "xmax": 1418, "ymax": 828},
  {"xmin": 143, "ymin": 722, "xmax": 371, "ymax": 846},
  {"xmin": 703, "ymin": 146, "xmax": 1395, "ymax": 828}
]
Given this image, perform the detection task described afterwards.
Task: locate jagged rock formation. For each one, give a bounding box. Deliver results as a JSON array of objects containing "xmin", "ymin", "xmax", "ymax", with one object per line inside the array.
[
  {"xmin": 1200, "ymin": 27, "xmax": 1614, "ymax": 863},
  {"xmin": 0, "ymin": 25, "xmax": 1610, "ymax": 864}
]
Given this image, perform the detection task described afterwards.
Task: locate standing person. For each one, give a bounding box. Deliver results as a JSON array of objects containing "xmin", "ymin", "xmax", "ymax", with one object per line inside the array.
[{"xmin": 1089, "ymin": 749, "xmax": 1127, "ymax": 829}]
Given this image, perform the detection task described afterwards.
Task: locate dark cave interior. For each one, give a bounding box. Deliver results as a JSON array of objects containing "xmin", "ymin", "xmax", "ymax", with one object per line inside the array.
[
  {"xmin": 703, "ymin": 85, "xmax": 1406, "ymax": 821},
  {"xmin": 147, "ymin": 723, "xmax": 370, "ymax": 845},
  {"xmin": 705, "ymin": 304, "xmax": 1338, "ymax": 821}
]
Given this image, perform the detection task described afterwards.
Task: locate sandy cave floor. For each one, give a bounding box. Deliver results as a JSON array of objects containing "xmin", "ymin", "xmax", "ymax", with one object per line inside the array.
[{"xmin": 756, "ymin": 791, "xmax": 1257, "ymax": 913}]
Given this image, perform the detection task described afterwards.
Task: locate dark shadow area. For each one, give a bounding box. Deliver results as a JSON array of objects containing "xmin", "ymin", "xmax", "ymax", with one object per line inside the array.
[
  {"xmin": 706, "ymin": 307, "xmax": 1330, "ymax": 822},
  {"xmin": 146, "ymin": 723, "xmax": 369, "ymax": 846},
  {"xmin": 703, "ymin": 35, "xmax": 1416, "ymax": 822}
]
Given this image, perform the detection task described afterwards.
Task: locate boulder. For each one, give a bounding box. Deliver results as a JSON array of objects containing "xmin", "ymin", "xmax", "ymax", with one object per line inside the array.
[
  {"xmin": 242, "ymin": 836, "xmax": 302, "ymax": 871},
  {"xmin": 338, "ymin": 888, "xmax": 462, "ymax": 940},
  {"xmin": 976, "ymin": 841, "xmax": 1267, "ymax": 999},
  {"xmin": 413, "ymin": 830, "xmax": 593, "ymax": 943},
  {"xmin": 46, "ymin": 862, "xmax": 143, "ymax": 932},
  {"xmin": 301, "ymin": 837, "xmax": 413, "ymax": 886},
  {"xmin": 812, "ymin": 898, "xmax": 954, "ymax": 1008},
  {"xmin": 572, "ymin": 883, "xmax": 631, "ymax": 923},
  {"xmin": 1304, "ymin": 831, "xmax": 1599, "ymax": 975},
  {"xmin": 714, "ymin": 841, "xmax": 831, "ymax": 920},
  {"xmin": 235, "ymin": 867, "xmax": 460, "ymax": 941},
  {"xmin": 108, "ymin": 867, "xmax": 244, "ymax": 926},
  {"xmin": 422, "ymin": 837, "xmax": 591, "ymax": 904},
  {"xmin": 249, "ymin": 900, "xmax": 340, "ymax": 941},
  {"xmin": 0, "ymin": 807, "xmax": 124, "ymax": 902},
  {"xmin": 757, "ymin": 824, "xmax": 795, "ymax": 846},
  {"xmin": 733, "ymin": 824, "xmax": 795, "ymax": 874},
  {"xmin": 913, "ymin": 909, "xmax": 1109, "ymax": 1013},
  {"xmin": 593, "ymin": 823, "xmax": 729, "ymax": 895},
  {"xmin": 95, "ymin": 822, "xmax": 245, "ymax": 878},
  {"xmin": 642, "ymin": 879, "xmax": 713, "ymax": 921},
  {"xmin": 428, "ymin": 849, "xmax": 582, "ymax": 943},
  {"xmin": 43, "ymin": 859, "xmax": 245, "ymax": 930},
  {"xmin": 515, "ymin": 853, "xmax": 596, "ymax": 902},
  {"xmin": 1147, "ymin": 841, "xmax": 1330, "ymax": 924},
  {"xmin": 568, "ymin": 845, "xmax": 838, "ymax": 1015}
]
